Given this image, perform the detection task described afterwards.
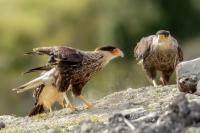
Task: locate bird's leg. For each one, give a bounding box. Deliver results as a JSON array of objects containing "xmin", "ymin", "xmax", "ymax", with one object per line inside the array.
[
  {"xmin": 160, "ymin": 77, "xmax": 167, "ymax": 86},
  {"xmin": 44, "ymin": 102, "xmax": 53, "ymax": 113},
  {"xmin": 49, "ymin": 107, "xmax": 52, "ymax": 113},
  {"xmin": 152, "ymin": 80, "xmax": 158, "ymax": 87},
  {"xmin": 46, "ymin": 103, "xmax": 52, "ymax": 113},
  {"xmin": 78, "ymin": 95, "xmax": 93, "ymax": 109},
  {"xmin": 59, "ymin": 99, "xmax": 65, "ymax": 109},
  {"xmin": 145, "ymin": 67, "xmax": 157, "ymax": 87},
  {"xmin": 160, "ymin": 71, "xmax": 172, "ymax": 86},
  {"xmin": 63, "ymin": 93, "xmax": 76, "ymax": 112}
]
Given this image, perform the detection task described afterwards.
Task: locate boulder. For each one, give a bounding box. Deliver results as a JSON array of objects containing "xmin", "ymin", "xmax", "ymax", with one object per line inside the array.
[{"xmin": 176, "ymin": 58, "xmax": 200, "ymax": 95}]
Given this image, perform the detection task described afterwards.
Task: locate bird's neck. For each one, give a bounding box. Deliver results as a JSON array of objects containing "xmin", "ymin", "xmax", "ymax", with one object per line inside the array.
[{"xmin": 153, "ymin": 36, "xmax": 173, "ymax": 49}]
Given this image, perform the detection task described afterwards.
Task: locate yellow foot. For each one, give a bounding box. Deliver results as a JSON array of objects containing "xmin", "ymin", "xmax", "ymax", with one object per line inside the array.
[
  {"xmin": 160, "ymin": 77, "xmax": 167, "ymax": 86},
  {"xmin": 65, "ymin": 104, "xmax": 76, "ymax": 112},
  {"xmin": 84, "ymin": 103, "xmax": 94, "ymax": 109},
  {"xmin": 152, "ymin": 80, "xmax": 158, "ymax": 87}
]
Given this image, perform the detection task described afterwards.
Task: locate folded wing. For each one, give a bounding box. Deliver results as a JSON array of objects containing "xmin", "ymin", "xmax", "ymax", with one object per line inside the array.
[{"xmin": 134, "ymin": 35, "xmax": 154, "ymax": 60}]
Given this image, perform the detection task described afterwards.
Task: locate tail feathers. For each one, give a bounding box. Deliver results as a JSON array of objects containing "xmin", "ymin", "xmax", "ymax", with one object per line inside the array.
[
  {"xmin": 29, "ymin": 104, "xmax": 45, "ymax": 116},
  {"xmin": 12, "ymin": 76, "xmax": 44, "ymax": 93},
  {"xmin": 24, "ymin": 65, "xmax": 53, "ymax": 74}
]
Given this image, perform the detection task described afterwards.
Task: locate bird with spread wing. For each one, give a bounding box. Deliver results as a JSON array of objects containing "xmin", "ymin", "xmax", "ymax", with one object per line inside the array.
[
  {"xmin": 13, "ymin": 46, "xmax": 124, "ymax": 116},
  {"xmin": 134, "ymin": 30, "xmax": 183, "ymax": 87}
]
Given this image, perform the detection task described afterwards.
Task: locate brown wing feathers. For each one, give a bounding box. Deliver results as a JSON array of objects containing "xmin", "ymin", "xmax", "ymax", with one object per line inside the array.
[
  {"xmin": 29, "ymin": 84, "xmax": 45, "ymax": 116},
  {"xmin": 25, "ymin": 46, "xmax": 83, "ymax": 63},
  {"xmin": 24, "ymin": 64, "xmax": 54, "ymax": 74},
  {"xmin": 29, "ymin": 104, "xmax": 44, "ymax": 116},
  {"xmin": 22, "ymin": 46, "xmax": 84, "ymax": 94},
  {"xmin": 178, "ymin": 46, "xmax": 183, "ymax": 62},
  {"xmin": 134, "ymin": 36, "xmax": 153, "ymax": 60}
]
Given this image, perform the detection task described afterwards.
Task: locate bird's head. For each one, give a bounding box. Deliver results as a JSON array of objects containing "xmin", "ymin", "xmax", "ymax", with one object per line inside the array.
[
  {"xmin": 95, "ymin": 45, "xmax": 124, "ymax": 64},
  {"xmin": 156, "ymin": 30, "xmax": 170, "ymax": 43}
]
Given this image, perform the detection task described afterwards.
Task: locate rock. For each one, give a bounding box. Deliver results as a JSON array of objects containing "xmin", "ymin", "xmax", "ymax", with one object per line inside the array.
[
  {"xmin": 107, "ymin": 113, "xmax": 135, "ymax": 132},
  {"xmin": 0, "ymin": 121, "xmax": 5, "ymax": 129},
  {"xmin": 80, "ymin": 120, "xmax": 94, "ymax": 133},
  {"xmin": 48, "ymin": 128, "xmax": 56, "ymax": 133},
  {"xmin": 154, "ymin": 94, "xmax": 200, "ymax": 133},
  {"xmin": 109, "ymin": 114, "xmax": 125, "ymax": 124},
  {"xmin": 75, "ymin": 94, "xmax": 200, "ymax": 133},
  {"xmin": 1, "ymin": 85, "xmax": 199, "ymax": 132},
  {"xmin": 176, "ymin": 58, "xmax": 200, "ymax": 95},
  {"xmin": 132, "ymin": 112, "xmax": 159, "ymax": 123},
  {"xmin": 184, "ymin": 127, "xmax": 200, "ymax": 133},
  {"xmin": 73, "ymin": 120, "xmax": 105, "ymax": 133}
]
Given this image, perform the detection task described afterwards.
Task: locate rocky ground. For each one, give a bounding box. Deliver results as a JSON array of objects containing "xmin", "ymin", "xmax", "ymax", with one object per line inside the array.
[{"xmin": 0, "ymin": 85, "xmax": 200, "ymax": 133}]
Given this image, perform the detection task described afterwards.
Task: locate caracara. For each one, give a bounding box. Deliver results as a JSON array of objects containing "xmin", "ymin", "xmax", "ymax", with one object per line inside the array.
[
  {"xmin": 134, "ymin": 30, "xmax": 183, "ymax": 87},
  {"xmin": 13, "ymin": 46, "xmax": 124, "ymax": 116}
]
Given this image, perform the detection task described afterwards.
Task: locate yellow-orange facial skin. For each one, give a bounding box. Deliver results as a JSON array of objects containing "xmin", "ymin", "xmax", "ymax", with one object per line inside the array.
[
  {"xmin": 111, "ymin": 48, "xmax": 124, "ymax": 57},
  {"xmin": 98, "ymin": 48, "xmax": 124, "ymax": 66},
  {"xmin": 112, "ymin": 48, "xmax": 120, "ymax": 56}
]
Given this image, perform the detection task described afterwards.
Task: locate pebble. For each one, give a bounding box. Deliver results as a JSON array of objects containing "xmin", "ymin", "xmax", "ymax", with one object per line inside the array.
[
  {"xmin": 48, "ymin": 128, "xmax": 56, "ymax": 133},
  {"xmin": 0, "ymin": 121, "xmax": 5, "ymax": 129}
]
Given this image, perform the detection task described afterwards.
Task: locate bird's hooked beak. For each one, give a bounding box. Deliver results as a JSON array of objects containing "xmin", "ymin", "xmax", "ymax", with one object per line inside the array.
[{"xmin": 112, "ymin": 48, "xmax": 124, "ymax": 58}]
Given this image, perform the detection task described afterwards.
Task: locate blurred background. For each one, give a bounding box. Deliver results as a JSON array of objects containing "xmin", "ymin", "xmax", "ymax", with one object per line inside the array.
[{"xmin": 0, "ymin": 0, "xmax": 200, "ymax": 116}]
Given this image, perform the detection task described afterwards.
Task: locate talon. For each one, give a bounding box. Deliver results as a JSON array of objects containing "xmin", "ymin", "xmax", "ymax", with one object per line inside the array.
[
  {"xmin": 78, "ymin": 95, "xmax": 93, "ymax": 109},
  {"xmin": 65, "ymin": 104, "xmax": 76, "ymax": 112},
  {"xmin": 85, "ymin": 103, "xmax": 93, "ymax": 109}
]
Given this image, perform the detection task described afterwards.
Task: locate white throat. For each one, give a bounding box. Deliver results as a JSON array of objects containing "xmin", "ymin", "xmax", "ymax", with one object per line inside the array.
[
  {"xmin": 153, "ymin": 35, "xmax": 171, "ymax": 46},
  {"xmin": 101, "ymin": 52, "xmax": 116, "ymax": 66}
]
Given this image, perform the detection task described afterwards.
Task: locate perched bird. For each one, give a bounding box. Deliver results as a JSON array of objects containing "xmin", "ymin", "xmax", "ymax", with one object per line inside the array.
[
  {"xmin": 134, "ymin": 30, "xmax": 183, "ymax": 87},
  {"xmin": 13, "ymin": 45, "xmax": 124, "ymax": 112}
]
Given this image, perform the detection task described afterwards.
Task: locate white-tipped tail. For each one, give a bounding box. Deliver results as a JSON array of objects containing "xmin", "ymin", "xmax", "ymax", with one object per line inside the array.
[
  {"xmin": 13, "ymin": 68, "xmax": 57, "ymax": 93},
  {"xmin": 12, "ymin": 76, "xmax": 44, "ymax": 93}
]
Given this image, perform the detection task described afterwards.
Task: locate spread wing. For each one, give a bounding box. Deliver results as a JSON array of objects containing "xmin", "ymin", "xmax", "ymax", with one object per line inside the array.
[
  {"xmin": 172, "ymin": 37, "xmax": 184, "ymax": 62},
  {"xmin": 25, "ymin": 46, "xmax": 86, "ymax": 92},
  {"xmin": 25, "ymin": 46, "xmax": 83, "ymax": 63},
  {"xmin": 134, "ymin": 35, "xmax": 154, "ymax": 60}
]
